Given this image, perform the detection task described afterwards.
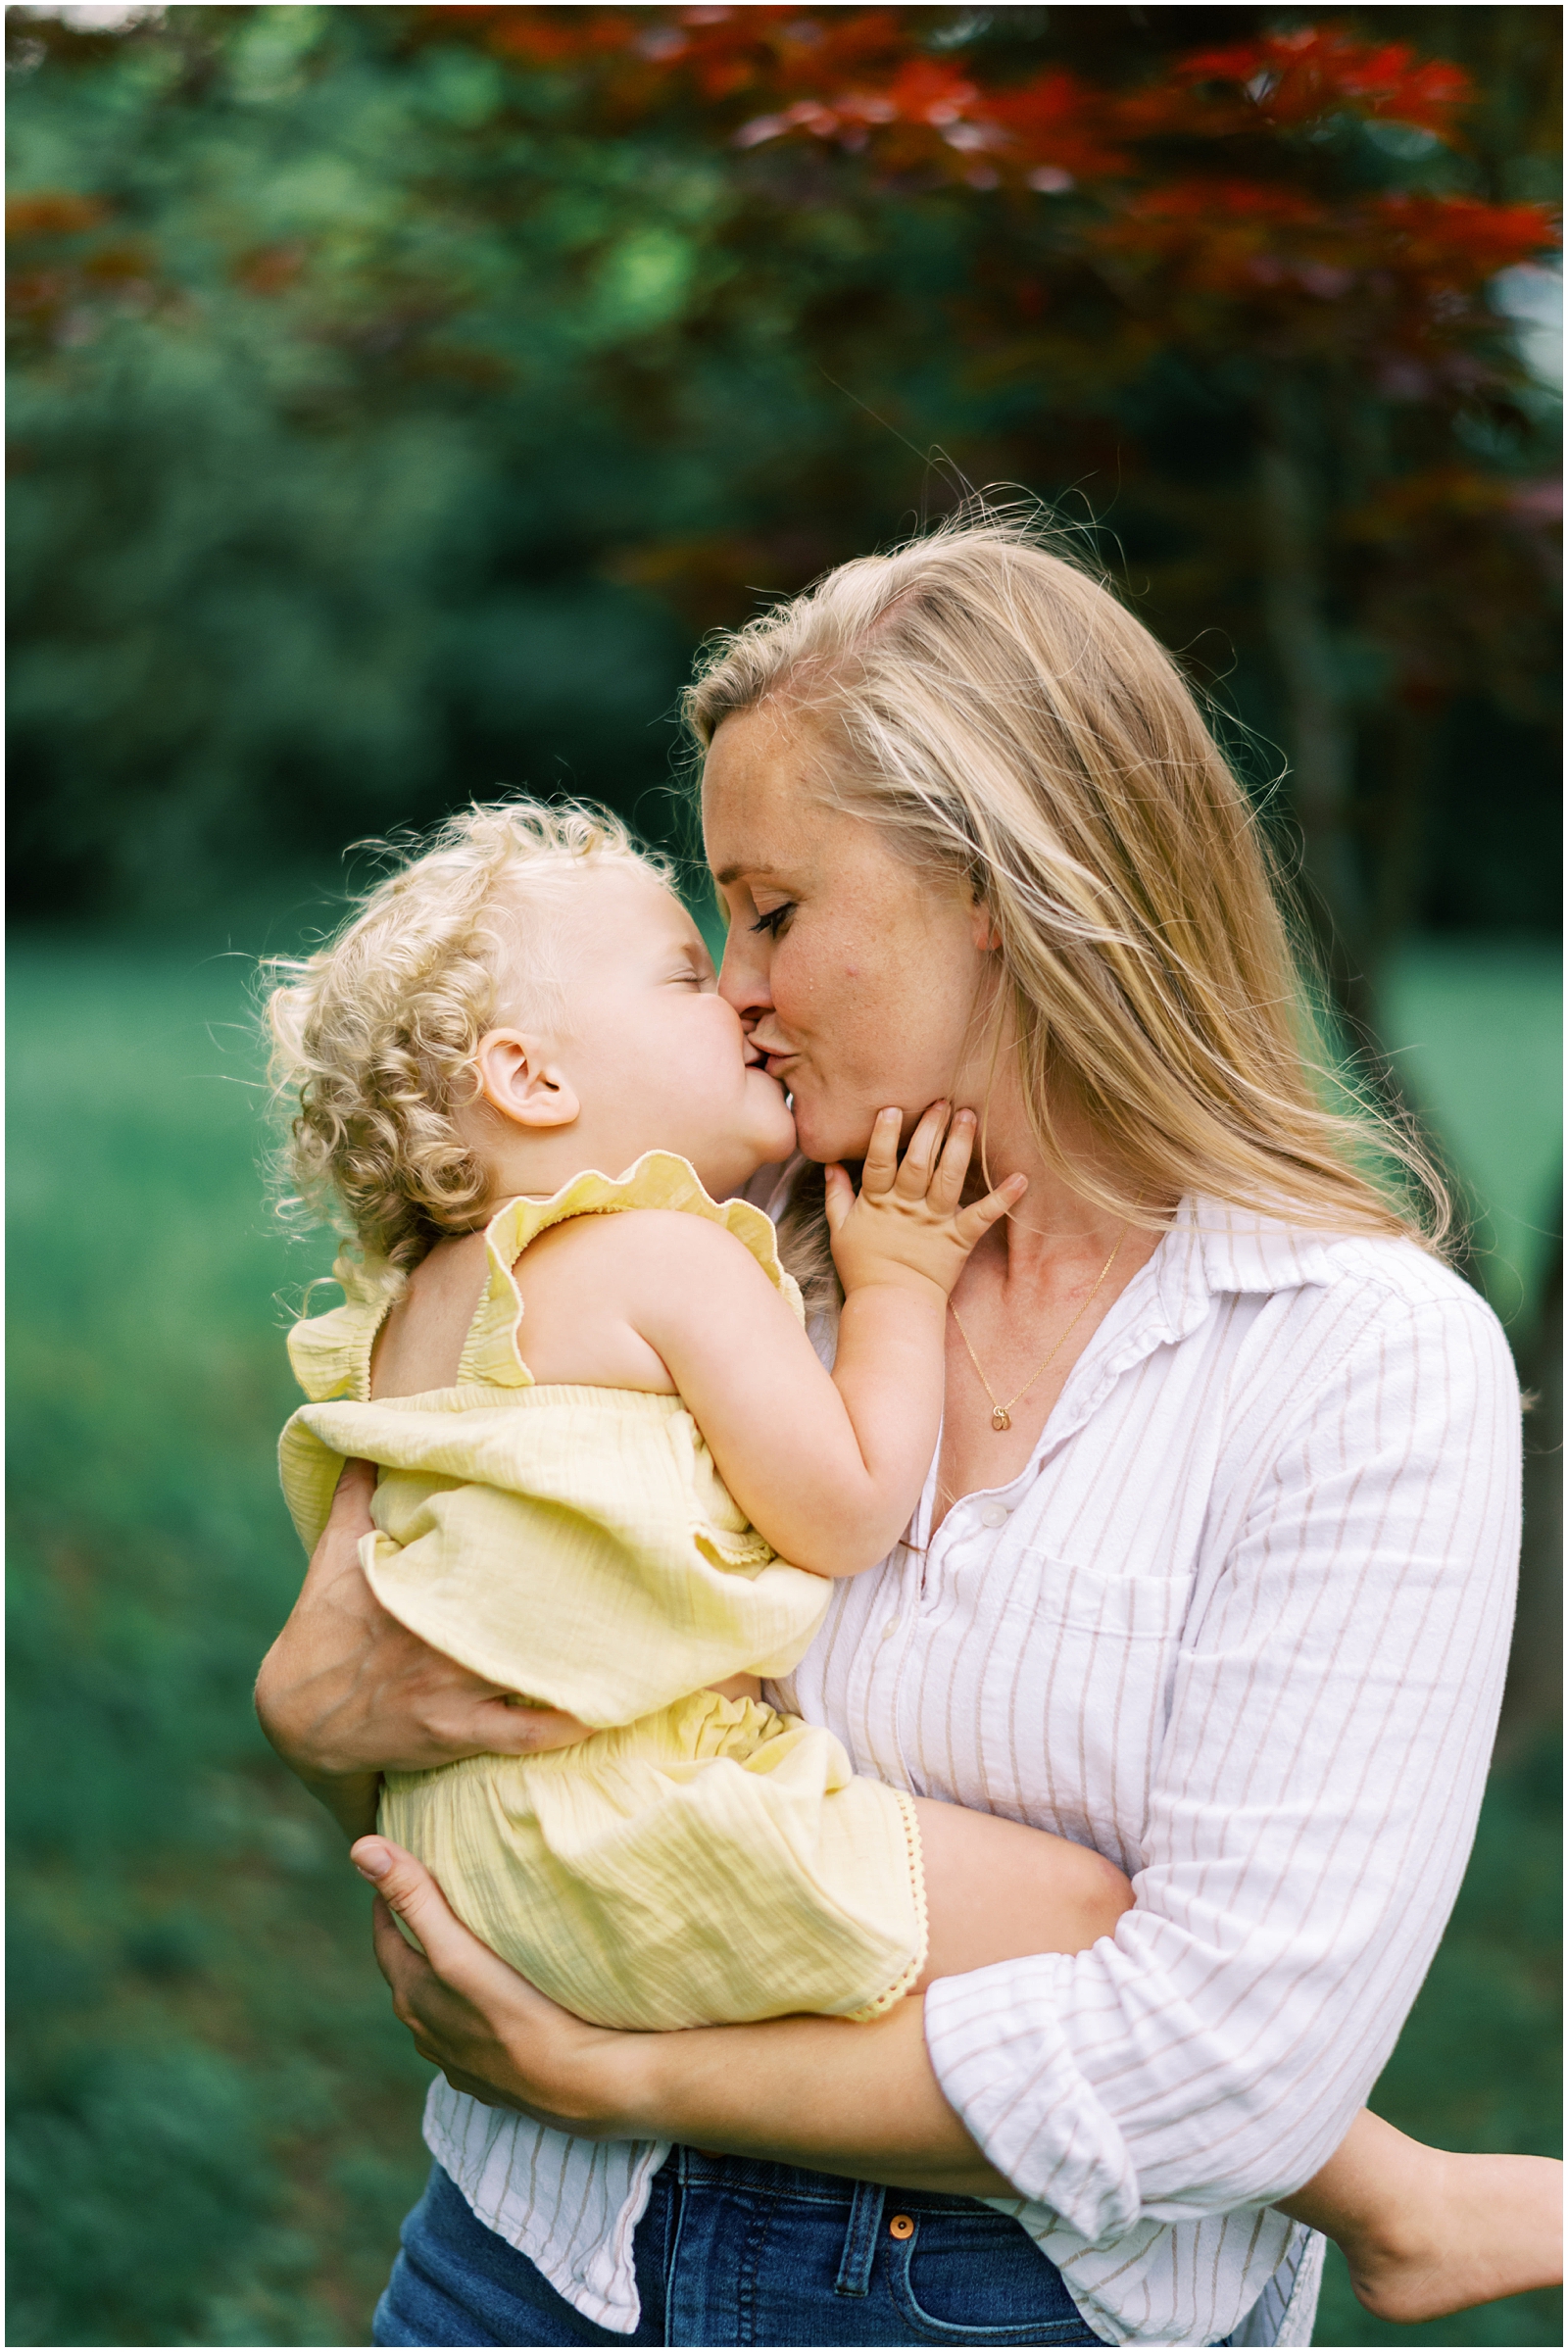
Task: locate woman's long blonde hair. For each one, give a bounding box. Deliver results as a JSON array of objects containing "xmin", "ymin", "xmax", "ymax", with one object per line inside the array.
[{"xmin": 685, "ymin": 507, "xmax": 1447, "ymax": 1260}]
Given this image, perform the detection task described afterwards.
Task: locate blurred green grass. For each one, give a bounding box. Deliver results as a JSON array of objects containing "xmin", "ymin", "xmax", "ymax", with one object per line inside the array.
[
  {"xmin": 6, "ymin": 935, "xmax": 1560, "ymax": 2347},
  {"xmin": 1383, "ymin": 940, "xmax": 1562, "ymax": 1337},
  {"xmin": 7, "ymin": 940, "xmax": 431, "ymax": 2347}
]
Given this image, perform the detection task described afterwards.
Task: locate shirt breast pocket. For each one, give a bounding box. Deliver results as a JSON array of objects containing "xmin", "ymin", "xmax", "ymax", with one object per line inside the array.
[{"xmin": 975, "ymin": 1556, "xmax": 1190, "ymax": 1871}]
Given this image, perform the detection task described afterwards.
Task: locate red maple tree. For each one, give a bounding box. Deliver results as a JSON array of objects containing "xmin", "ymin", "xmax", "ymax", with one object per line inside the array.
[{"xmin": 427, "ymin": 5, "xmax": 1557, "ymax": 1045}]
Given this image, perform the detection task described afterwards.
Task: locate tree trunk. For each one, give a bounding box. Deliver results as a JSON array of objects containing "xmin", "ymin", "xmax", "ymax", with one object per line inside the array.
[{"xmin": 1257, "ymin": 375, "xmax": 1373, "ymax": 1042}]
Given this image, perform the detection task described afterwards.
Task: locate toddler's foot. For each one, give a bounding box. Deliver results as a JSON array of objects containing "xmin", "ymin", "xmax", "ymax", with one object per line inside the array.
[{"xmin": 1347, "ymin": 2149, "xmax": 1562, "ymax": 2325}]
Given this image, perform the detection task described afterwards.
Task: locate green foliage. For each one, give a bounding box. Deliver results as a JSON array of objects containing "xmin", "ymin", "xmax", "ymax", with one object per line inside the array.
[
  {"xmin": 7, "ymin": 6, "xmax": 1560, "ymax": 939},
  {"xmin": 7, "ymin": 5, "xmax": 737, "ymax": 910}
]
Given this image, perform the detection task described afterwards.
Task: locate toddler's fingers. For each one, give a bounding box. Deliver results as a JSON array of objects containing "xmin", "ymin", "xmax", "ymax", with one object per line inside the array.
[
  {"xmin": 893, "ymin": 1101, "xmax": 951, "ymax": 1198},
  {"xmin": 928, "ymin": 1108, "xmax": 977, "ymax": 1214},
  {"xmin": 822, "ymin": 1162, "xmax": 856, "ymax": 1233},
  {"xmin": 954, "ymin": 1172, "xmax": 1027, "ymax": 1250},
  {"xmin": 859, "ymin": 1107, "xmax": 903, "ymax": 1198}
]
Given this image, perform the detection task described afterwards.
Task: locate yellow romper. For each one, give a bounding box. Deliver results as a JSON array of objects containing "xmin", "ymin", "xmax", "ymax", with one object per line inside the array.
[{"xmin": 278, "ymin": 1152, "xmax": 927, "ymax": 2031}]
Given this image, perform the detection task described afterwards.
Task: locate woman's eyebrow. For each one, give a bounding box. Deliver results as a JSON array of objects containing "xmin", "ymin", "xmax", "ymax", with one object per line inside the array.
[{"xmin": 712, "ymin": 863, "xmax": 786, "ymax": 887}]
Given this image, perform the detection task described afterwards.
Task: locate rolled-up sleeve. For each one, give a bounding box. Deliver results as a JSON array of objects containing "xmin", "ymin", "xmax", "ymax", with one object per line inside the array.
[{"xmin": 923, "ymin": 1285, "xmax": 1521, "ymax": 2241}]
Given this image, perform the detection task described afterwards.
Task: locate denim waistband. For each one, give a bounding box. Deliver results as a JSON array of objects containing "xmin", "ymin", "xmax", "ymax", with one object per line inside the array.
[
  {"xmin": 672, "ymin": 2146, "xmax": 1006, "ymax": 2216},
  {"xmin": 377, "ymin": 2157, "xmax": 1128, "ymax": 2345}
]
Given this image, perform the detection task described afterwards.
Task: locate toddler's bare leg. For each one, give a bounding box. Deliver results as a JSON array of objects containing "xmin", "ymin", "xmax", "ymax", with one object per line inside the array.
[
  {"xmin": 1276, "ymin": 2108, "xmax": 1563, "ymax": 2323},
  {"xmin": 910, "ymin": 1797, "xmax": 1132, "ymax": 1988}
]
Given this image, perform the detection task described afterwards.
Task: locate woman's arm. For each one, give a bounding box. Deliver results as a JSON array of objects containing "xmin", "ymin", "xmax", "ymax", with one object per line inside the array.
[
  {"xmin": 919, "ymin": 1286, "xmax": 1523, "ymax": 2238},
  {"xmin": 255, "ymin": 1458, "xmax": 592, "ymax": 1838},
  {"xmin": 355, "ymin": 1833, "xmax": 1012, "ymax": 2199}
]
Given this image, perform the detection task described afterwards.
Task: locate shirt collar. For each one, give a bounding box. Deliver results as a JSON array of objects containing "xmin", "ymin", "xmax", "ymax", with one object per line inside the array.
[
  {"xmin": 760, "ymin": 1159, "xmax": 1342, "ymax": 1446},
  {"xmin": 1154, "ymin": 1195, "xmax": 1339, "ymax": 1336},
  {"xmin": 1012, "ymin": 1197, "xmax": 1340, "ymax": 1477}
]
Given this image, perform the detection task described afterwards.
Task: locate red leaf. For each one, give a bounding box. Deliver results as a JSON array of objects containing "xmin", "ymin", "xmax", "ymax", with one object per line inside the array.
[
  {"xmin": 1174, "ymin": 25, "xmax": 1472, "ymax": 139},
  {"xmin": 1373, "ymin": 193, "xmax": 1560, "ymax": 281}
]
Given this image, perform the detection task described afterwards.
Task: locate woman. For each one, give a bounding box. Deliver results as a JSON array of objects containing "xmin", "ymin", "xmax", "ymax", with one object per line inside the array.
[{"xmin": 257, "ymin": 515, "xmax": 1523, "ymax": 2348}]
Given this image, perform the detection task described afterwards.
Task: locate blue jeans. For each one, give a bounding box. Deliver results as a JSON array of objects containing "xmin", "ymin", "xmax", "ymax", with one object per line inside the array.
[{"xmin": 373, "ymin": 2153, "xmax": 1109, "ymax": 2345}]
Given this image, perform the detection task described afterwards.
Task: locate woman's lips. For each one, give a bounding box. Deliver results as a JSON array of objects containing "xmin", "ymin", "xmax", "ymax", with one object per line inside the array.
[{"xmin": 742, "ymin": 1031, "xmax": 794, "ymax": 1077}]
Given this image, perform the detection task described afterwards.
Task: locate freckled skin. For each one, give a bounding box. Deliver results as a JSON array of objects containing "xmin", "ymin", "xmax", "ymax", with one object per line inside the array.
[{"xmin": 702, "ymin": 708, "xmax": 1000, "ymax": 1166}]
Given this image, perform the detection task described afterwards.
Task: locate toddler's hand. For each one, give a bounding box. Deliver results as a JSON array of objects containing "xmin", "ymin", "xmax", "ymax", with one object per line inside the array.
[{"xmin": 823, "ymin": 1103, "xmax": 1026, "ymax": 1303}]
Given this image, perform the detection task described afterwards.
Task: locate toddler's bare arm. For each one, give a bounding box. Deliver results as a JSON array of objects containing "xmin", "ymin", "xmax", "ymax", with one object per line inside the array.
[{"xmin": 604, "ymin": 1104, "xmax": 1022, "ymax": 1575}]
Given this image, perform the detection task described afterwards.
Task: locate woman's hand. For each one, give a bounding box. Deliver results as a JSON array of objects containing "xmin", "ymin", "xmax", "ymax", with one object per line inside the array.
[
  {"xmin": 255, "ymin": 1459, "xmax": 594, "ymax": 1838},
  {"xmin": 358, "ymin": 1836, "xmax": 1009, "ymax": 2198},
  {"xmin": 359, "ymin": 1835, "xmax": 648, "ymax": 2134}
]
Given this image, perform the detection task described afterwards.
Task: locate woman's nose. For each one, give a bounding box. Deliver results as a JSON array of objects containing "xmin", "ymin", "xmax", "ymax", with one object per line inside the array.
[{"xmin": 717, "ymin": 931, "xmax": 771, "ymax": 1017}]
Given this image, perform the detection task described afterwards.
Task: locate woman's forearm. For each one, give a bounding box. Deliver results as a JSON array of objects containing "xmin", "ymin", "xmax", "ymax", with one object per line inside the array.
[
  {"xmin": 360, "ymin": 1837, "xmax": 1013, "ymax": 2199},
  {"xmin": 626, "ymin": 1999, "xmax": 1012, "ymax": 2198}
]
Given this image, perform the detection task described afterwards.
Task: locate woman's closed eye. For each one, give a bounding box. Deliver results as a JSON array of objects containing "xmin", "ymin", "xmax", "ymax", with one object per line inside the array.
[{"xmin": 751, "ymin": 903, "xmax": 795, "ymax": 940}]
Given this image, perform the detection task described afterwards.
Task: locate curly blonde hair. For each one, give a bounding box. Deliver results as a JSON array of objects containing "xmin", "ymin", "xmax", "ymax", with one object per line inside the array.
[{"xmin": 265, "ymin": 800, "xmax": 670, "ymax": 1274}]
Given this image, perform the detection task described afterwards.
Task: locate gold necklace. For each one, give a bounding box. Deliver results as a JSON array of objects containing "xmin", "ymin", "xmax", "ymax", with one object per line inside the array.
[{"xmin": 950, "ymin": 1227, "xmax": 1128, "ymax": 1432}]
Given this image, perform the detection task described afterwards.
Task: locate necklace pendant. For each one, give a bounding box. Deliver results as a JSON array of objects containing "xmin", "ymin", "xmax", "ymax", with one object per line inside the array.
[{"xmin": 991, "ymin": 1405, "xmax": 1012, "ymax": 1432}]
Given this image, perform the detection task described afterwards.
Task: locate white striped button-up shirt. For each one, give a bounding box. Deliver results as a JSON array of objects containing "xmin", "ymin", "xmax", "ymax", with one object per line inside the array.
[{"xmin": 423, "ymin": 1197, "xmax": 1521, "ymax": 2345}]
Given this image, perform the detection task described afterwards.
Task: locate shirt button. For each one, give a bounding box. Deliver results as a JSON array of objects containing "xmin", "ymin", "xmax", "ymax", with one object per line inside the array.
[
  {"xmin": 980, "ymin": 1503, "xmax": 1009, "ymax": 1529},
  {"xmin": 881, "ymin": 1616, "xmax": 900, "ymax": 1641},
  {"xmin": 888, "ymin": 2212, "xmax": 915, "ymax": 2240}
]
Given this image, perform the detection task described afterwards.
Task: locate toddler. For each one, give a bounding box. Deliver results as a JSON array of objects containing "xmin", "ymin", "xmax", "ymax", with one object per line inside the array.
[{"xmin": 269, "ymin": 801, "xmax": 1559, "ymax": 2326}]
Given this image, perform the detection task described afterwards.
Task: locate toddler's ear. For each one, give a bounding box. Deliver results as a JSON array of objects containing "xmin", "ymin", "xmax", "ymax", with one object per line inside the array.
[{"xmin": 473, "ymin": 1030, "xmax": 580, "ymax": 1130}]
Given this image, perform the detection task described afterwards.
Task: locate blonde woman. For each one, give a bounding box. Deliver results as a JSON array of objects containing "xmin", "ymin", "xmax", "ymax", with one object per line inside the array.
[{"xmin": 258, "ymin": 516, "xmax": 1550, "ymax": 2348}]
